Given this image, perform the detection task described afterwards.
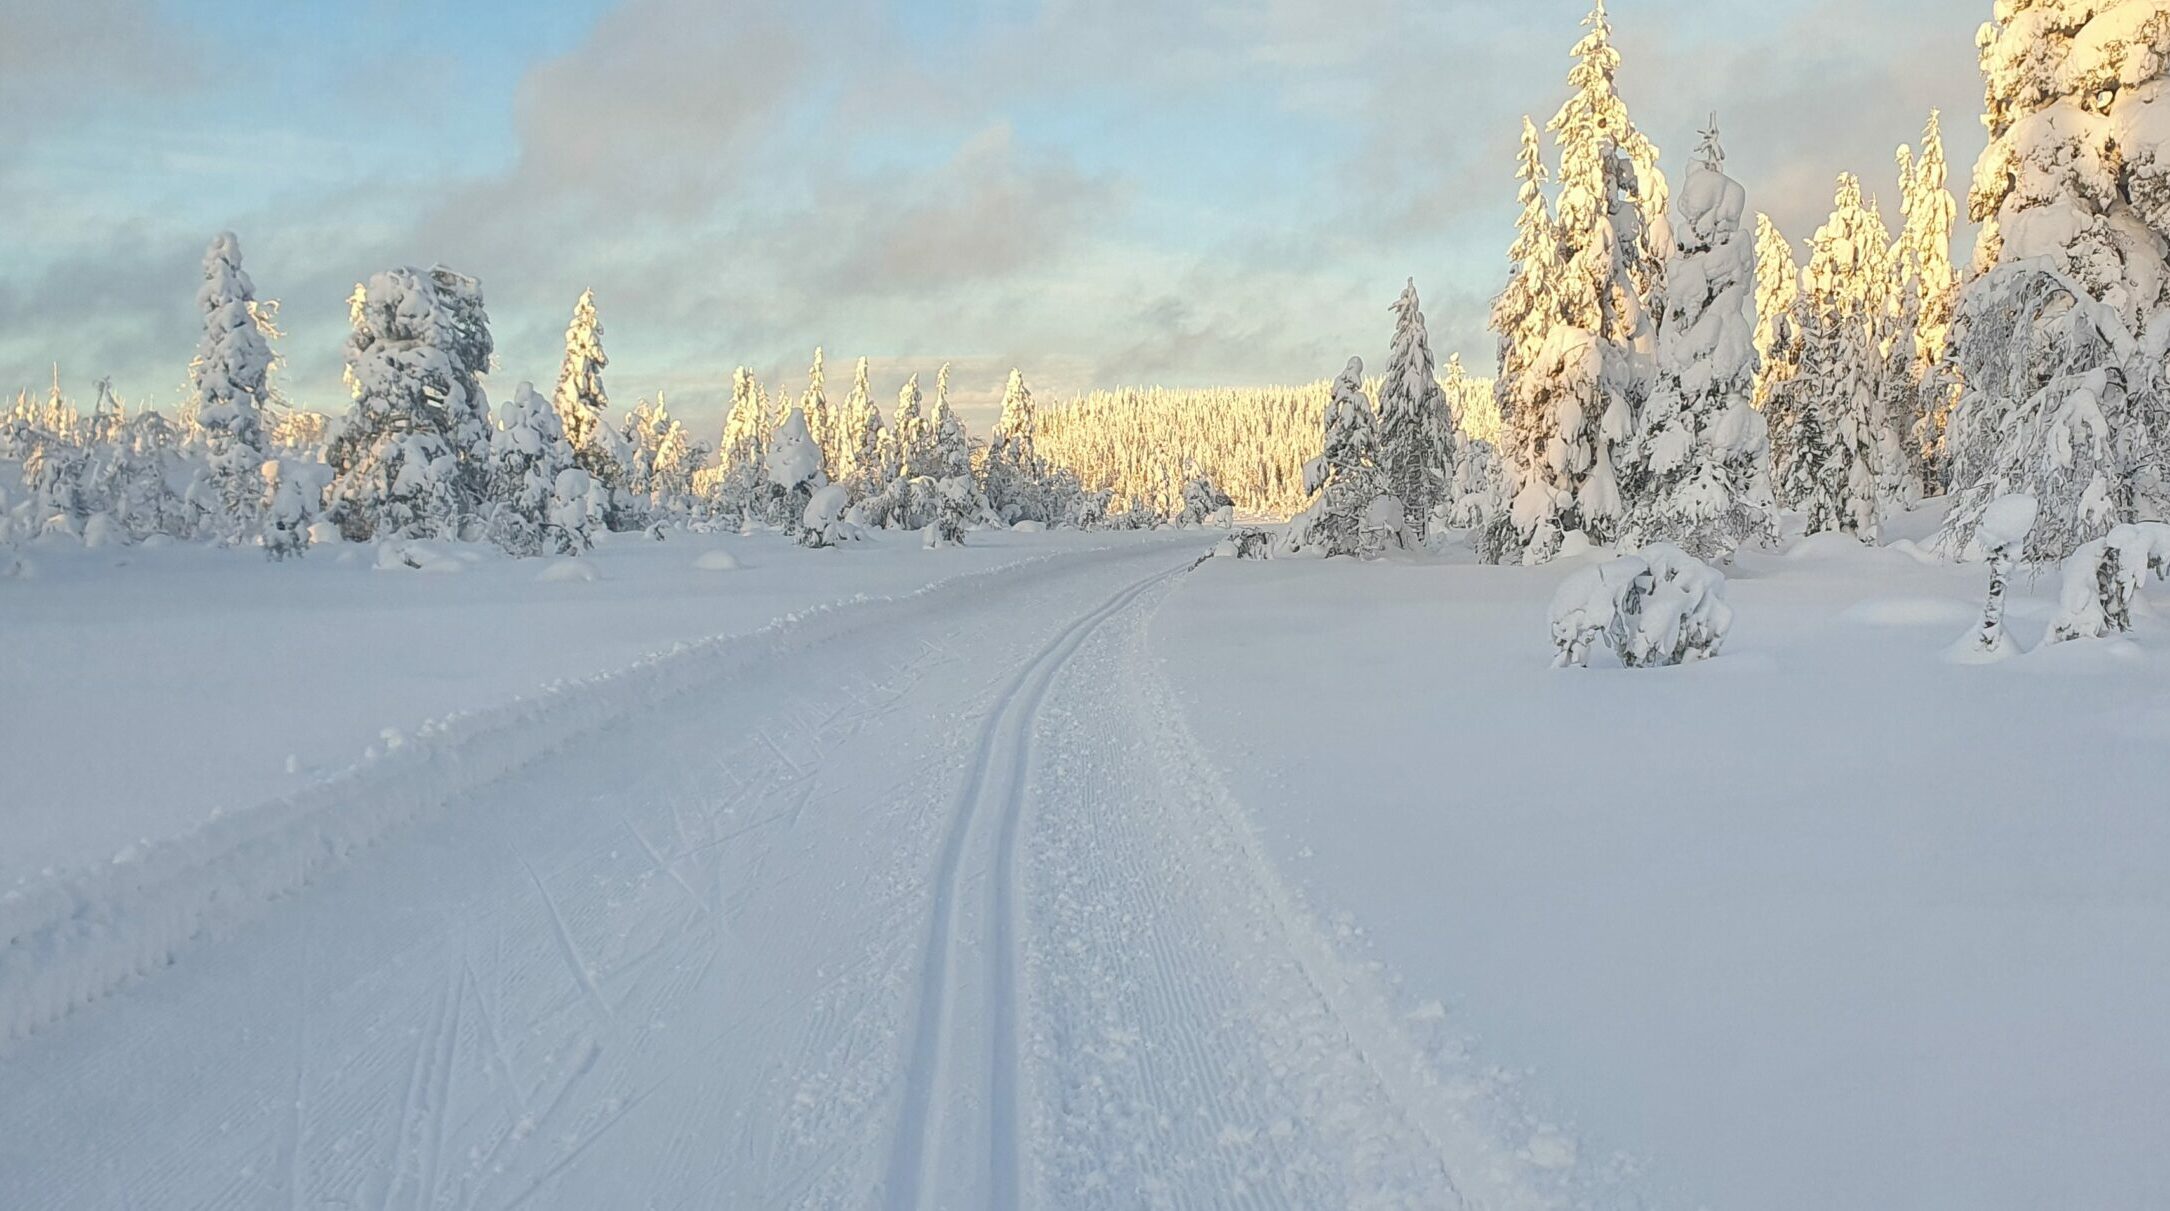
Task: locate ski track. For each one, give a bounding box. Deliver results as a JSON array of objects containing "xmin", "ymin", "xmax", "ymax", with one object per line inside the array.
[{"xmin": 0, "ymin": 540, "xmax": 1553, "ymax": 1209}]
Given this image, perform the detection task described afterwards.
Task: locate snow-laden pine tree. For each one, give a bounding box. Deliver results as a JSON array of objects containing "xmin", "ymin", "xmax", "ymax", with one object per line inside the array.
[
  {"xmin": 715, "ymin": 367, "xmax": 769, "ymax": 523},
  {"xmin": 1771, "ymin": 174, "xmax": 1886, "ymax": 542},
  {"xmin": 1287, "ymin": 357, "xmax": 1387, "ymax": 558},
  {"xmin": 1376, "ymin": 279, "xmax": 1454, "ymax": 540},
  {"xmin": 1500, "ymin": 2, "xmax": 1663, "ymax": 560},
  {"xmin": 1939, "ymin": 0, "xmax": 2170, "ymax": 560},
  {"xmin": 800, "ymin": 348, "xmax": 835, "ymax": 479},
  {"xmin": 1624, "ymin": 122, "xmax": 1774, "ymax": 561},
  {"xmin": 839, "ymin": 356, "xmax": 887, "ymax": 496},
  {"xmin": 929, "ymin": 363, "xmax": 972, "ymax": 480},
  {"xmin": 1491, "ymin": 118, "xmax": 1553, "ymax": 437},
  {"xmin": 984, "ymin": 368, "xmax": 1045, "ymax": 524},
  {"xmin": 1502, "ymin": 141, "xmax": 1648, "ymax": 557},
  {"xmin": 893, "ymin": 372, "xmax": 930, "ymax": 480},
  {"xmin": 488, "ymin": 381, "xmax": 581, "ymax": 555},
  {"xmin": 1971, "ymin": 0, "xmax": 2170, "ymax": 323},
  {"xmin": 189, "ymin": 232, "xmax": 275, "ymax": 546},
  {"xmin": 325, "ymin": 267, "xmax": 494, "ymax": 543},
  {"xmin": 1895, "ymin": 111, "xmax": 1962, "ymax": 490},
  {"xmin": 552, "ymin": 289, "xmax": 629, "ymax": 495},
  {"xmin": 1551, "ymin": 0, "xmax": 1669, "ymax": 318},
  {"xmin": 765, "ymin": 407, "xmax": 827, "ymax": 533},
  {"xmin": 1750, "ymin": 213, "xmax": 1802, "ymax": 414}
]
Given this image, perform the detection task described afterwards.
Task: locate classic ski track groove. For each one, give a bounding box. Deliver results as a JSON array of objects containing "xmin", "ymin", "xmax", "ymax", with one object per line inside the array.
[{"xmin": 883, "ymin": 562, "xmax": 1183, "ymax": 1211}]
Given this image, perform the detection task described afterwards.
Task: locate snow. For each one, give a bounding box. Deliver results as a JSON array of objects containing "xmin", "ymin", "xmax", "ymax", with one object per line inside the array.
[
  {"xmin": 0, "ymin": 528, "xmax": 1140, "ymax": 887},
  {"xmin": 2, "ymin": 518, "xmax": 2166, "ymax": 1208},
  {"xmin": 1153, "ymin": 519, "xmax": 2170, "ymax": 1211}
]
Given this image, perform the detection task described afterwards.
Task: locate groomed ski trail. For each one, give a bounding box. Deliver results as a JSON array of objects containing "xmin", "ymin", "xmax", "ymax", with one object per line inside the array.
[
  {"xmin": 0, "ymin": 539, "xmax": 1554, "ymax": 1210},
  {"xmin": 883, "ymin": 564, "xmax": 1183, "ymax": 1210}
]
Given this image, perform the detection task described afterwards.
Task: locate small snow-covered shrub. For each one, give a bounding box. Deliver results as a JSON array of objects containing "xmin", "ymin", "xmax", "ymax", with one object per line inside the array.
[
  {"xmin": 923, "ymin": 476, "xmax": 973, "ymax": 548},
  {"xmin": 1226, "ymin": 530, "xmax": 1274, "ymax": 560},
  {"xmin": 1968, "ymin": 493, "xmax": 2038, "ymax": 655},
  {"xmin": 799, "ymin": 484, "xmax": 855, "ymax": 549},
  {"xmin": 1550, "ymin": 544, "xmax": 1733, "ymax": 668},
  {"xmin": 2048, "ymin": 522, "xmax": 2170, "ymax": 642}
]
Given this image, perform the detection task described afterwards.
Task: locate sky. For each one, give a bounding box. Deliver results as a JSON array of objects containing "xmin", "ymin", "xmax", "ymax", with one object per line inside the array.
[{"xmin": 1, "ymin": 0, "xmax": 1990, "ymax": 431}]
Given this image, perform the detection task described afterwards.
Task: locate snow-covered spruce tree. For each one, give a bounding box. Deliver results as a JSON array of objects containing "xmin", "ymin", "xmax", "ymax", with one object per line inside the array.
[
  {"xmin": 893, "ymin": 372, "xmax": 930, "ymax": 480},
  {"xmin": 1896, "ymin": 111, "xmax": 1962, "ymax": 491},
  {"xmin": 1624, "ymin": 122, "xmax": 1774, "ymax": 561},
  {"xmin": 102, "ymin": 409, "xmax": 199, "ymax": 543},
  {"xmin": 487, "ymin": 381, "xmax": 580, "ymax": 556},
  {"xmin": 1971, "ymin": 0, "xmax": 2170, "ymax": 323},
  {"xmin": 716, "ymin": 367, "xmax": 770, "ymax": 524},
  {"xmin": 1286, "ymin": 357, "xmax": 1387, "ymax": 558},
  {"xmin": 325, "ymin": 268, "xmax": 494, "ymax": 544},
  {"xmin": 1502, "ymin": 3, "xmax": 1662, "ymax": 560},
  {"xmin": 1750, "ymin": 213, "xmax": 1803, "ymax": 415},
  {"xmin": 1487, "ymin": 116, "xmax": 1557, "ymax": 562},
  {"xmin": 840, "ymin": 356, "xmax": 887, "ymax": 496},
  {"xmin": 1552, "ymin": 0, "xmax": 1670, "ymax": 319},
  {"xmin": 1501, "ymin": 137, "xmax": 1648, "ymax": 558},
  {"xmin": 765, "ymin": 407, "xmax": 827, "ymax": 539},
  {"xmin": 1376, "ymin": 279, "xmax": 1454, "ymax": 541},
  {"xmin": 929, "ymin": 363, "xmax": 972, "ymax": 480},
  {"xmin": 1772, "ymin": 174, "xmax": 1886, "ymax": 541},
  {"xmin": 800, "ymin": 348, "xmax": 836, "ymax": 479},
  {"xmin": 189, "ymin": 232, "xmax": 275, "ymax": 546},
  {"xmin": 552, "ymin": 289, "xmax": 632, "ymax": 503},
  {"xmin": 1770, "ymin": 308, "xmax": 1856, "ymax": 536},
  {"xmin": 983, "ymin": 368, "xmax": 1045, "ymax": 524},
  {"xmin": 1939, "ymin": 0, "xmax": 2170, "ymax": 561}
]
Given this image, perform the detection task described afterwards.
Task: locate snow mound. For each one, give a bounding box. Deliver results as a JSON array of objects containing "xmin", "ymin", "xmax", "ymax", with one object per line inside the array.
[
  {"xmin": 693, "ymin": 550, "xmax": 741, "ymax": 571},
  {"xmin": 535, "ymin": 557, "xmax": 599, "ymax": 583},
  {"xmin": 1012, "ymin": 519, "xmax": 1046, "ymax": 533}
]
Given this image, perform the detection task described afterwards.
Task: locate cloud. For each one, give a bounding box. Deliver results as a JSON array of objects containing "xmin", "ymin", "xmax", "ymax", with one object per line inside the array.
[{"xmin": 0, "ymin": 0, "xmax": 2004, "ymax": 426}]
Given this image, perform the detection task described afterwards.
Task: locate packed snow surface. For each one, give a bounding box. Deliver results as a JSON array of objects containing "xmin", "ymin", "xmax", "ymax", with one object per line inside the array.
[{"xmin": 2, "ymin": 520, "xmax": 2166, "ymax": 1209}]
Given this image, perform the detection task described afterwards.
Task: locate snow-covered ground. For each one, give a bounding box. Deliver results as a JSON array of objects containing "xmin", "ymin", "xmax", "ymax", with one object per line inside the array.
[
  {"xmin": 0, "ymin": 527, "xmax": 1137, "ymax": 886},
  {"xmin": 1156, "ymin": 519, "xmax": 2170, "ymax": 1211},
  {"xmin": 2, "ymin": 520, "xmax": 2166, "ymax": 1208}
]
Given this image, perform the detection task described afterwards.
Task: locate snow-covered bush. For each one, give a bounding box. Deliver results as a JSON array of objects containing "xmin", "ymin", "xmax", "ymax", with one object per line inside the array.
[
  {"xmin": 2048, "ymin": 521, "xmax": 2170, "ymax": 642},
  {"xmin": 1178, "ymin": 471, "xmax": 1235, "ymax": 528},
  {"xmin": 800, "ymin": 484, "xmax": 853, "ymax": 548},
  {"xmin": 1969, "ymin": 493, "xmax": 2038, "ymax": 655},
  {"xmin": 924, "ymin": 476, "xmax": 974, "ymax": 548},
  {"xmin": 1550, "ymin": 544, "xmax": 1733, "ymax": 668},
  {"xmin": 262, "ymin": 457, "xmax": 331, "ymax": 560}
]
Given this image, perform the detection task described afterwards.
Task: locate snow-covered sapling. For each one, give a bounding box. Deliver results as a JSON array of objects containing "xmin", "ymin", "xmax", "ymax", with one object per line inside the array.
[
  {"xmin": 2048, "ymin": 522, "xmax": 2170, "ymax": 642},
  {"xmin": 1971, "ymin": 493, "xmax": 2037, "ymax": 655},
  {"xmin": 800, "ymin": 484, "xmax": 853, "ymax": 549}
]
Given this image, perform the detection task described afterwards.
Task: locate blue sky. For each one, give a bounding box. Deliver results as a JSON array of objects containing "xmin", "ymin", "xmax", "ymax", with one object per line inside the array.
[{"xmin": 2, "ymin": 0, "xmax": 1988, "ymax": 429}]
